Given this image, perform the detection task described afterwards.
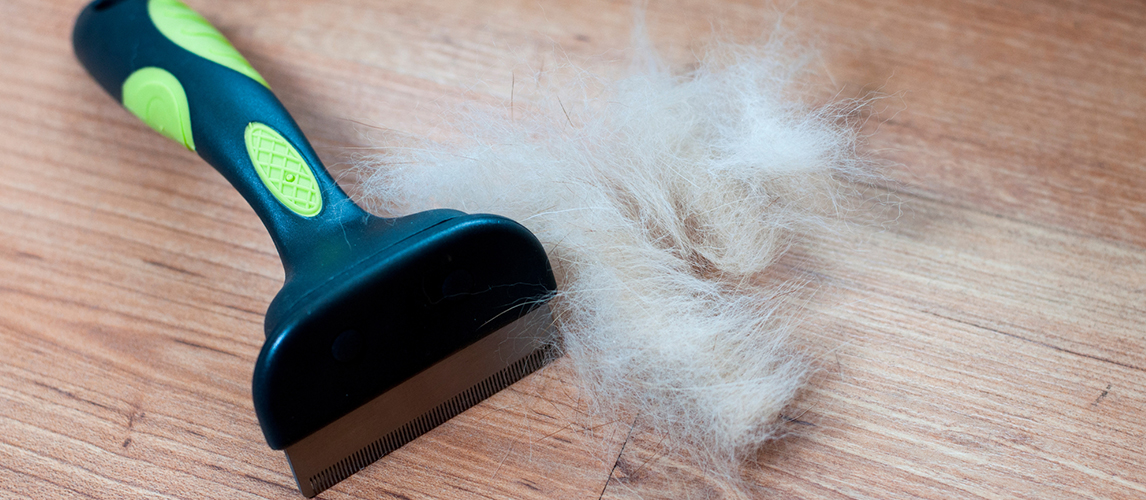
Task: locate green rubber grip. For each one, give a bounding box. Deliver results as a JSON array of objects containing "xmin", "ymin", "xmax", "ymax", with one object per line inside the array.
[
  {"xmin": 73, "ymin": 0, "xmax": 365, "ymax": 270},
  {"xmin": 121, "ymin": 66, "xmax": 196, "ymax": 150},
  {"xmin": 147, "ymin": 0, "xmax": 270, "ymax": 89}
]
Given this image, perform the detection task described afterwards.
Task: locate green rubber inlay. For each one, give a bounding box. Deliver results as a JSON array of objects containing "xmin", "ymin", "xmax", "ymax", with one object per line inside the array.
[
  {"xmin": 122, "ymin": 67, "xmax": 196, "ymax": 150},
  {"xmin": 244, "ymin": 123, "xmax": 322, "ymax": 217},
  {"xmin": 148, "ymin": 0, "xmax": 270, "ymax": 88}
]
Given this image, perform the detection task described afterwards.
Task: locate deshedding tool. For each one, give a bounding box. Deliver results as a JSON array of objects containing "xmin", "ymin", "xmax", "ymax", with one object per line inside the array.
[{"xmin": 72, "ymin": 0, "xmax": 558, "ymax": 496}]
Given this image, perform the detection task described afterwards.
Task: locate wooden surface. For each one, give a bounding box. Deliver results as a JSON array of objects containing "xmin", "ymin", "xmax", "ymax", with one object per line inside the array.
[{"xmin": 2, "ymin": 0, "xmax": 1144, "ymax": 498}]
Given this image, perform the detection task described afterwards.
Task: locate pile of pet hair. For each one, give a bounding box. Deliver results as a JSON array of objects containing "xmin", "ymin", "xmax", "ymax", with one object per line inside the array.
[{"xmin": 358, "ymin": 33, "xmax": 873, "ymax": 481}]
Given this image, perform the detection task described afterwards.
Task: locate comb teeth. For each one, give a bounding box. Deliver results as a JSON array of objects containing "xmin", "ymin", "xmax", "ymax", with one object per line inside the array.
[
  {"xmin": 307, "ymin": 342, "xmax": 556, "ymax": 495},
  {"xmin": 283, "ymin": 305, "xmax": 557, "ymax": 497}
]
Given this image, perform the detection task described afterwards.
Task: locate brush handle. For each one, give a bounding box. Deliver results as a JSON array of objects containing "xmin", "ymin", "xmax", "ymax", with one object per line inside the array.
[{"xmin": 73, "ymin": 0, "xmax": 370, "ymax": 271}]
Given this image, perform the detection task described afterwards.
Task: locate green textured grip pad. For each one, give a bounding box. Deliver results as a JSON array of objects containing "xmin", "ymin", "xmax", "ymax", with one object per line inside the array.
[
  {"xmin": 122, "ymin": 66, "xmax": 195, "ymax": 150},
  {"xmin": 244, "ymin": 122, "xmax": 323, "ymax": 217},
  {"xmin": 148, "ymin": 0, "xmax": 269, "ymax": 88}
]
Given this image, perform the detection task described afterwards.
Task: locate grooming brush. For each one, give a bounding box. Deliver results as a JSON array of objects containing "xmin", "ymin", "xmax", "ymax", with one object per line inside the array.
[{"xmin": 72, "ymin": 0, "xmax": 558, "ymax": 496}]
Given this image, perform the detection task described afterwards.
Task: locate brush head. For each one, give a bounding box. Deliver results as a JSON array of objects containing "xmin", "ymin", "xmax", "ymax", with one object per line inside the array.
[{"xmin": 252, "ymin": 211, "xmax": 557, "ymax": 452}]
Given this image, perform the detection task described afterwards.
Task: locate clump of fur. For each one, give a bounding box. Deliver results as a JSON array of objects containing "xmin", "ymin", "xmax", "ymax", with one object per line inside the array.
[{"xmin": 358, "ymin": 36, "xmax": 870, "ymax": 482}]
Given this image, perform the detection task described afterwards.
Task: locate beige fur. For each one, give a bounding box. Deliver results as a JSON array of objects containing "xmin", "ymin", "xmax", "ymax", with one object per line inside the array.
[{"xmin": 357, "ymin": 35, "xmax": 872, "ymax": 483}]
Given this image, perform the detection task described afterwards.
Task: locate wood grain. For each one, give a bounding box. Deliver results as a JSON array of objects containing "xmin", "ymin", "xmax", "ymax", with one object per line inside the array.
[{"xmin": 1, "ymin": 0, "xmax": 1143, "ymax": 498}]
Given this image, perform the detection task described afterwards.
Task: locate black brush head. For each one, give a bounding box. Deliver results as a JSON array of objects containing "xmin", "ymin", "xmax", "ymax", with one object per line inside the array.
[{"xmin": 253, "ymin": 212, "xmax": 556, "ymax": 450}]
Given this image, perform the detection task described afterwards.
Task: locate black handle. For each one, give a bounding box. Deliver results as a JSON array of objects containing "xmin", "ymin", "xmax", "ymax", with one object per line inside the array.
[{"xmin": 73, "ymin": 0, "xmax": 370, "ymax": 276}]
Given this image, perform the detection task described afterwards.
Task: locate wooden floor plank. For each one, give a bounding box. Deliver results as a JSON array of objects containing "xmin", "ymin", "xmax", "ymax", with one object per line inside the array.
[{"xmin": 2, "ymin": 0, "xmax": 1142, "ymax": 498}]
